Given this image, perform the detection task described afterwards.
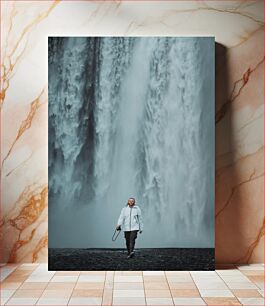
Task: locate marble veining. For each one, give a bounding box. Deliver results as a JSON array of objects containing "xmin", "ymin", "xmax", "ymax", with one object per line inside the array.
[{"xmin": 0, "ymin": 0, "xmax": 264, "ymax": 263}]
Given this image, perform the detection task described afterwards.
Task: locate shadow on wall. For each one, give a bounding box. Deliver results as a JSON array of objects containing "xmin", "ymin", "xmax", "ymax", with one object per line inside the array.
[
  {"xmin": 215, "ymin": 42, "xmax": 247, "ymax": 264},
  {"xmin": 215, "ymin": 42, "xmax": 229, "ymax": 263}
]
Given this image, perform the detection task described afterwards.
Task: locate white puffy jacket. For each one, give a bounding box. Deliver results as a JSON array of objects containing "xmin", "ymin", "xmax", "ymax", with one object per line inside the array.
[{"xmin": 117, "ymin": 205, "xmax": 143, "ymax": 232}]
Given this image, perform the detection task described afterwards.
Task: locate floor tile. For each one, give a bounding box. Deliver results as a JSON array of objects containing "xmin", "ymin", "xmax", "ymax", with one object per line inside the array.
[
  {"xmin": 115, "ymin": 271, "xmax": 142, "ymax": 276},
  {"xmin": 232, "ymin": 289, "xmax": 262, "ymax": 298},
  {"xmin": 0, "ymin": 282, "xmax": 22, "ymax": 290},
  {"xmin": 203, "ymin": 297, "xmax": 241, "ymax": 305},
  {"xmin": 71, "ymin": 289, "xmax": 103, "ymax": 297},
  {"xmin": 190, "ymin": 271, "xmax": 216, "ymax": 276},
  {"xmin": 173, "ymin": 297, "xmax": 206, "ymax": 305},
  {"xmin": 145, "ymin": 290, "xmax": 172, "ymax": 298},
  {"xmin": 40, "ymin": 289, "xmax": 72, "ymax": 298},
  {"xmin": 1, "ymin": 263, "xmax": 264, "ymax": 305},
  {"xmin": 114, "ymin": 276, "xmax": 143, "ymax": 283},
  {"xmin": 199, "ymin": 289, "xmax": 234, "ymax": 297},
  {"xmin": 30, "ymin": 270, "xmax": 55, "ymax": 276},
  {"xmin": 112, "ymin": 296, "xmax": 146, "ymax": 305},
  {"xmin": 191, "ymin": 274, "xmax": 223, "ymax": 280},
  {"xmin": 80, "ymin": 271, "xmax": 106, "ymax": 275},
  {"xmin": 102, "ymin": 289, "xmax": 112, "ymax": 305},
  {"xmin": 144, "ymin": 282, "xmax": 169, "ymax": 290},
  {"xmin": 19, "ymin": 282, "xmax": 48, "ymax": 290},
  {"xmin": 167, "ymin": 275, "xmax": 193, "ymax": 282},
  {"xmin": 104, "ymin": 280, "xmax": 114, "ymax": 290},
  {"xmin": 106, "ymin": 271, "xmax": 115, "ymax": 279},
  {"xmin": 1, "ymin": 297, "xmax": 10, "ymax": 305},
  {"xmin": 168, "ymin": 282, "xmax": 197, "ymax": 289},
  {"xmin": 236, "ymin": 264, "xmax": 264, "ymax": 270},
  {"xmin": 45, "ymin": 282, "xmax": 76, "ymax": 290},
  {"xmin": 74, "ymin": 282, "xmax": 104, "ymax": 289},
  {"xmin": 50, "ymin": 275, "xmax": 78, "ymax": 282},
  {"xmin": 0, "ymin": 266, "xmax": 18, "ymax": 281},
  {"xmin": 113, "ymin": 282, "xmax": 144, "ymax": 290},
  {"xmin": 247, "ymin": 275, "xmax": 264, "ymax": 282},
  {"xmin": 146, "ymin": 297, "xmax": 174, "ymax": 305},
  {"xmin": 25, "ymin": 276, "xmax": 54, "ymax": 283},
  {"xmin": 219, "ymin": 275, "xmax": 252, "ymax": 282},
  {"xmin": 36, "ymin": 298, "xmax": 69, "ymax": 305},
  {"xmin": 258, "ymin": 289, "xmax": 265, "ymax": 297},
  {"xmin": 255, "ymin": 282, "xmax": 265, "ymax": 290},
  {"xmin": 68, "ymin": 297, "xmax": 102, "ymax": 305},
  {"xmin": 55, "ymin": 271, "xmax": 80, "ymax": 276},
  {"xmin": 165, "ymin": 271, "xmax": 190, "ymax": 275},
  {"xmin": 241, "ymin": 270, "xmax": 264, "ymax": 276},
  {"xmin": 144, "ymin": 276, "xmax": 167, "ymax": 282},
  {"xmin": 9, "ymin": 269, "xmax": 32, "ymax": 276},
  {"xmin": 12, "ymin": 289, "xmax": 44, "ymax": 298},
  {"xmin": 3, "ymin": 275, "xmax": 28, "ymax": 283},
  {"xmin": 216, "ymin": 269, "xmax": 245, "ymax": 276},
  {"xmin": 78, "ymin": 275, "xmax": 105, "ymax": 282},
  {"xmin": 238, "ymin": 297, "xmax": 265, "ymax": 305},
  {"xmin": 38, "ymin": 264, "xmax": 48, "ymax": 269},
  {"xmin": 0, "ymin": 289, "xmax": 15, "ymax": 298},
  {"xmin": 0, "ymin": 290, "xmax": 15, "ymax": 305},
  {"xmin": 170, "ymin": 289, "xmax": 200, "ymax": 297},
  {"xmin": 194, "ymin": 281, "xmax": 228, "ymax": 290},
  {"xmin": 6, "ymin": 297, "xmax": 38, "ymax": 305},
  {"xmin": 225, "ymin": 282, "xmax": 258, "ymax": 289},
  {"xmin": 143, "ymin": 271, "xmax": 165, "ymax": 276},
  {"xmin": 19, "ymin": 264, "xmax": 39, "ymax": 269},
  {"xmin": 113, "ymin": 289, "xmax": 145, "ymax": 297}
]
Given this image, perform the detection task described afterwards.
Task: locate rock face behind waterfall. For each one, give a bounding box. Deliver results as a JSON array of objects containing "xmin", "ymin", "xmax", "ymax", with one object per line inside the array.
[{"xmin": 48, "ymin": 37, "xmax": 215, "ymax": 249}]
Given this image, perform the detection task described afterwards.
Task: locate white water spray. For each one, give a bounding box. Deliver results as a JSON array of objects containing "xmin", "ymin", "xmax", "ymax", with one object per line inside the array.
[{"xmin": 48, "ymin": 37, "xmax": 214, "ymax": 248}]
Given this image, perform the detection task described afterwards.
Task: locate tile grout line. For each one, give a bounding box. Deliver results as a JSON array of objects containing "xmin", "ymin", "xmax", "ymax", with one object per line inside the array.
[
  {"xmin": 165, "ymin": 270, "xmax": 174, "ymax": 305},
  {"xmin": 142, "ymin": 270, "xmax": 147, "ymax": 306},
  {"xmin": 1, "ymin": 264, "xmax": 41, "ymax": 305},
  {"xmin": 217, "ymin": 266, "xmax": 260, "ymax": 304},
  {"xmin": 190, "ymin": 270, "xmax": 211, "ymax": 305},
  {"xmin": 113, "ymin": 270, "xmax": 117, "ymax": 305},
  {"xmin": 110, "ymin": 270, "xmax": 114, "ymax": 306},
  {"xmin": 231, "ymin": 266, "xmax": 252, "ymax": 305},
  {"xmin": 1, "ymin": 266, "xmax": 20, "ymax": 305},
  {"xmin": 191, "ymin": 268, "xmax": 244, "ymax": 305},
  {"xmin": 101, "ymin": 270, "xmax": 107, "ymax": 306},
  {"xmin": 34, "ymin": 266, "xmax": 51, "ymax": 305},
  {"xmin": 66, "ymin": 271, "xmax": 79, "ymax": 305},
  {"xmin": 114, "ymin": 270, "xmax": 119, "ymax": 305}
]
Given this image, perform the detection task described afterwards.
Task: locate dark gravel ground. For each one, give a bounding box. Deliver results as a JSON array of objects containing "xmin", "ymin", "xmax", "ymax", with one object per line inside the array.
[{"xmin": 48, "ymin": 248, "xmax": 214, "ymax": 271}]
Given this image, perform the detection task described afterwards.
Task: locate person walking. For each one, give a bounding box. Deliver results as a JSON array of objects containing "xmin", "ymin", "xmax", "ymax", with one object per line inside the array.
[{"xmin": 116, "ymin": 197, "xmax": 143, "ymax": 258}]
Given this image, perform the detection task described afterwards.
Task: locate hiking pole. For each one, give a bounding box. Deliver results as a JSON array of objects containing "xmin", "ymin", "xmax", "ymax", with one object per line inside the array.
[{"xmin": 112, "ymin": 228, "xmax": 121, "ymax": 241}]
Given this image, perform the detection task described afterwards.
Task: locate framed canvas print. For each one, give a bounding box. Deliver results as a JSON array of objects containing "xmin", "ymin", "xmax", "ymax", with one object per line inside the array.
[{"xmin": 48, "ymin": 36, "xmax": 215, "ymax": 270}]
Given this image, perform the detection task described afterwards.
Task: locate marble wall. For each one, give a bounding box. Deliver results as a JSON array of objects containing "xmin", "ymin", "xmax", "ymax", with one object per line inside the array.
[{"xmin": 1, "ymin": 1, "xmax": 264, "ymax": 263}]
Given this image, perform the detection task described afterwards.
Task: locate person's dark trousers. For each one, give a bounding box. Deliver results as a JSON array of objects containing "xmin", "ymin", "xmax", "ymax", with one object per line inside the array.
[{"xmin": 124, "ymin": 230, "xmax": 138, "ymax": 254}]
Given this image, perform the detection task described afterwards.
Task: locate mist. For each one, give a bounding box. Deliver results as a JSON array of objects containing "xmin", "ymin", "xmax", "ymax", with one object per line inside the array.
[{"xmin": 48, "ymin": 37, "xmax": 215, "ymax": 249}]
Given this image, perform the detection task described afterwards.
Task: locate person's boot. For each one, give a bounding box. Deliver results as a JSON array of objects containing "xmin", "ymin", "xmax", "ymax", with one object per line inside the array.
[
  {"xmin": 129, "ymin": 239, "xmax": 135, "ymax": 258},
  {"xmin": 126, "ymin": 240, "xmax": 130, "ymax": 256},
  {"xmin": 129, "ymin": 244, "xmax": 135, "ymax": 258}
]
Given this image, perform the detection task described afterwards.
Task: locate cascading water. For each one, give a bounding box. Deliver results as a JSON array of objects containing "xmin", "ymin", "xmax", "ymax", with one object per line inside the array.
[{"xmin": 48, "ymin": 37, "xmax": 214, "ymax": 249}]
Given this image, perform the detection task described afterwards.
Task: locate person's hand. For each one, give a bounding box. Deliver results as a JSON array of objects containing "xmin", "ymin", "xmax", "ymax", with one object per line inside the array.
[
  {"xmin": 116, "ymin": 225, "xmax": 121, "ymax": 231},
  {"xmin": 139, "ymin": 230, "xmax": 142, "ymax": 234}
]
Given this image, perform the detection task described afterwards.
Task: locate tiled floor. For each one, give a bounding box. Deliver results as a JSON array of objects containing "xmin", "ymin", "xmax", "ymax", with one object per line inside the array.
[{"xmin": 0, "ymin": 263, "xmax": 264, "ymax": 305}]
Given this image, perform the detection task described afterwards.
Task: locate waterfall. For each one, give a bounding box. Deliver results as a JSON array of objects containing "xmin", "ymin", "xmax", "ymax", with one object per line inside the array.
[{"xmin": 48, "ymin": 37, "xmax": 214, "ymax": 248}]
